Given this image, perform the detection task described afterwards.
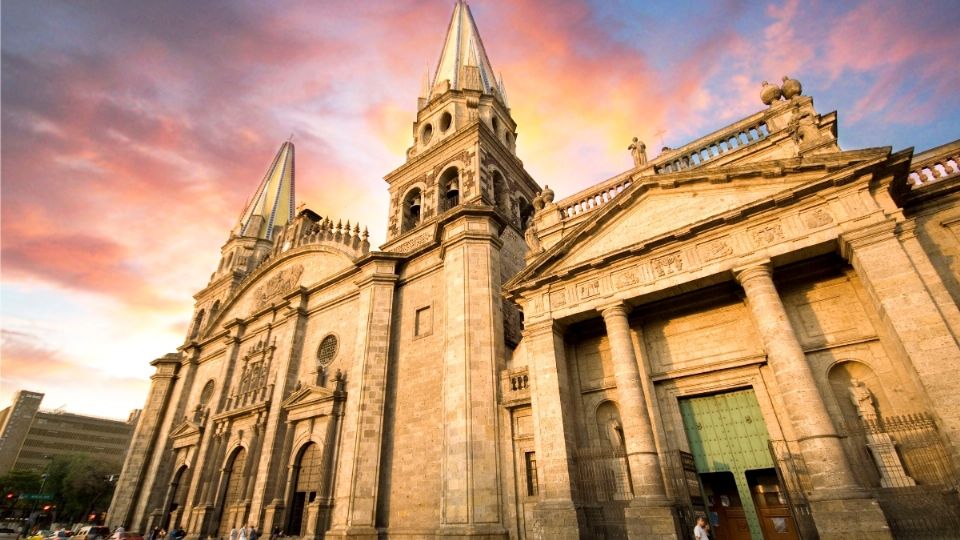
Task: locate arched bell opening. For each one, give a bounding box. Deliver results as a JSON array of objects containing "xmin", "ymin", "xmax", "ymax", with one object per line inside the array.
[
  {"xmin": 401, "ymin": 188, "xmax": 423, "ymax": 233},
  {"xmin": 440, "ymin": 167, "xmax": 460, "ymax": 211}
]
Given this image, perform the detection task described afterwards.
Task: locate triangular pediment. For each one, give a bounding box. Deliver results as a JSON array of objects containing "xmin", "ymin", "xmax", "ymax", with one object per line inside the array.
[
  {"xmin": 169, "ymin": 420, "xmax": 203, "ymax": 448},
  {"xmin": 281, "ymin": 384, "xmax": 336, "ymax": 409},
  {"xmin": 509, "ymin": 149, "xmax": 890, "ymax": 290}
]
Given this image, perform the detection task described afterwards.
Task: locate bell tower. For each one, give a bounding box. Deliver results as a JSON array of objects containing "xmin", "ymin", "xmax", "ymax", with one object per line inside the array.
[{"xmin": 382, "ymin": 0, "xmax": 539, "ymax": 248}]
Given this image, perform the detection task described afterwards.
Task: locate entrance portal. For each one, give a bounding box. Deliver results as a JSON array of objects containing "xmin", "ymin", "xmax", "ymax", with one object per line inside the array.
[{"xmin": 680, "ymin": 389, "xmax": 800, "ymax": 539}]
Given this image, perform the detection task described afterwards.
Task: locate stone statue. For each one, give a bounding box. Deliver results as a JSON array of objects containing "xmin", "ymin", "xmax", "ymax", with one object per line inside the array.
[
  {"xmin": 628, "ymin": 137, "xmax": 647, "ymax": 167},
  {"xmin": 849, "ymin": 378, "xmax": 878, "ymax": 422},
  {"xmin": 606, "ymin": 418, "xmax": 626, "ymax": 450},
  {"xmin": 524, "ymin": 218, "xmax": 543, "ymax": 256}
]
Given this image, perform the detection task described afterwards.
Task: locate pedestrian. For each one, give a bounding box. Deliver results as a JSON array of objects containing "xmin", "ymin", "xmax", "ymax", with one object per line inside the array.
[
  {"xmin": 149, "ymin": 527, "xmax": 160, "ymax": 540},
  {"xmin": 694, "ymin": 515, "xmax": 709, "ymax": 540},
  {"xmin": 248, "ymin": 526, "xmax": 258, "ymax": 540},
  {"xmin": 229, "ymin": 528, "xmax": 238, "ymax": 540},
  {"xmin": 238, "ymin": 526, "xmax": 248, "ymax": 540}
]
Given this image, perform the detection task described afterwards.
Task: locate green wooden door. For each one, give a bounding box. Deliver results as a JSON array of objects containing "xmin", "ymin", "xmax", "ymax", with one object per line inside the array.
[{"xmin": 680, "ymin": 389, "xmax": 773, "ymax": 539}]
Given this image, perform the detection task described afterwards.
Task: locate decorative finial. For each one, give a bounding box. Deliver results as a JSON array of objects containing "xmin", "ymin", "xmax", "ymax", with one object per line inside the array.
[
  {"xmin": 760, "ymin": 80, "xmax": 782, "ymax": 106},
  {"xmin": 288, "ymin": 132, "xmax": 295, "ymax": 142},
  {"xmin": 781, "ymin": 75, "xmax": 802, "ymax": 99}
]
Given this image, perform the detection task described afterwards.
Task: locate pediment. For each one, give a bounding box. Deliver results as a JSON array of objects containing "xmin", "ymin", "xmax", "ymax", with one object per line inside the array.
[
  {"xmin": 282, "ymin": 383, "xmax": 340, "ymax": 421},
  {"xmin": 213, "ymin": 247, "xmax": 358, "ymax": 328},
  {"xmin": 169, "ymin": 420, "xmax": 203, "ymax": 448},
  {"xmin": 511, "ymin": 150, "xmax": 889, "ymax": 289}
]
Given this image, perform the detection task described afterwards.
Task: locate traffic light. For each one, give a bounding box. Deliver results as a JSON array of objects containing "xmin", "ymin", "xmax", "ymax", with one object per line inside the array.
[
  {"xmin": 4, "ymin": 492, "xmax": 14, "ymax": 500},
  {"xmin": 42, "ymin": 504, "xmax": 52, "ymax": 511}
]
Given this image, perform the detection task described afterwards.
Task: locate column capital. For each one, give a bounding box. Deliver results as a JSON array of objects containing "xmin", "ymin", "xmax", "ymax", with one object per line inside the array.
[
  {"xmin": 733, "ymin": 259, "xmax": 773, "ymax": 286},
  {"xmin": 598, "ymin": 301, "xmax": 631, "ymax": 321},
  {"xmin": 521, "ymin": 318, "xmax": 565, "ymax": 338}
]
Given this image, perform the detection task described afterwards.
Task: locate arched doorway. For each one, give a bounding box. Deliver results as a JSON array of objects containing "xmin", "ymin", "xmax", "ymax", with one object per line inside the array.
[
  {"xmin": 218, "ymin": 447, "xmax": 248, "ymax": 537},
  {"xmin": 165, "ymin": 465, "xmax": 190, "ymax": 529},
  {"xmin": 287, "ymin": 443, "xmax": 322, "ymax": 535}
]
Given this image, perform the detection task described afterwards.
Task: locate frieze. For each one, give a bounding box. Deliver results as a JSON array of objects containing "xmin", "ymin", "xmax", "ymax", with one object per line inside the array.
[
  {"xmin": 651, "ymin": 252, "xmax": 684, "ymax": 277},
  {"xmin": 801, "ymin": 207, "xmax": 834, "ymax": 229},
  {"xmin": 698, "ymin": 237, "xmax": 734, "ymax": 262},
  {"xmin": 549, "ymin": 290, "xmax": 567, "ymax": 308},
  {"xmin": 749, "ymin": 222, "xmax": 785, "ymax": 246},
  {"xmin": 612, "ymin": 266, "xmax": 642, "ymax": 289},
  {"xmin": 397, "ymin": 233, "xmax": 432, "ymax": 253},
  {"xmin": 577, "ymin": 279, "xmax": 601, "ymax": 299},
  {"xmin": 252, "ymin": 264, "xmax": 303, "ymax": 311}
]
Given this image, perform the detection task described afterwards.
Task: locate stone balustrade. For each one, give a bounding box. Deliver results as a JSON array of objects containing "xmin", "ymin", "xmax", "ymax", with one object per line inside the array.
[
  {"xmin": 652, "ymin": 121, "xmax": 770, "ymax": 174},
  {"xmin": 908, "ymin": 141, "xmax": 960, "ymax": 188},
  {"xmin": 557, "ymin": 176, "xmax": 633, "ymax": 220},
  {"xmin": 500, "ymin": 366, "xmax": 531, "ymax": 406}
]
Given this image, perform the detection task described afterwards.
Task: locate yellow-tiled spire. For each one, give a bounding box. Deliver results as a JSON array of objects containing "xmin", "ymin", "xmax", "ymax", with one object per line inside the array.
[{"xmin": 233, "ymin": 141, "xmax": 295, "ymax": 241}]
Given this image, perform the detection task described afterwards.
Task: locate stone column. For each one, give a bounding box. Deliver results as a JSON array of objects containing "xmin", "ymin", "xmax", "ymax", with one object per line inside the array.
[
  {"xmin": 524, "ymin": 320, "xmax": 583, "ymax": 540},
  {"xmin": 437, "ymin": 214, "xmax": 507, "ymax": 538},
  {"xmin": 599, "ymin": 303, "xmax": 675, "ymax": 538},
  {"xmin": 735, "ymin": 261, "xmax": 890, "ymax": 539},
  {"xmin": 326, "ymin": 259, "xmax": 398, "ymax": 540},
  {"xmin": 842, "ymin": 224, "xmax": 960, "ymax": 468}
]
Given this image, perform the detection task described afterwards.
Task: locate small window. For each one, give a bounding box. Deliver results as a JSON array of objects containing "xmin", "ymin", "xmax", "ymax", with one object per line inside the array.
[
  {"xmin": 402, "ymin": 188, "xmax": 423, "ymax": 232},
  {"xmin": 491, "ymin": 116, "xmax": 500, "ymax": 136},
  {"xmin": 422, "ymin": 123, "xmax": 434, "ymax": 145},
  {"xmin": 415, "ymin": 306, "xmax": 433, "ymax": 337},
  {"xmin": 524, "ymin": 451, "xmax": 538, "ymax": 496},
  {"xmin": 199, "ymin": 380, "xmax": 215, "ymax": 406},
  {"xmin": 318, "ymin": 334, "xmax": 338, "ymax": 367},
  {"xmin": 439, "ymin": 111, "xmax": 452, "ymax": 132}
]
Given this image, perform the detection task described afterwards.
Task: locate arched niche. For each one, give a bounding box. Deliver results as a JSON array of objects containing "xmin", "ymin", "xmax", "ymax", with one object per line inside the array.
[
  {"xmin": 595, "ymin": 400, "xmax": 625, "ymax": 450},
  {"xmin": 491, "ymin": 170, "xmax": 508, "ymax": 215},
  {"xmin": 827, "ymin": 360, "xmax": 890, "ymax": 428}
]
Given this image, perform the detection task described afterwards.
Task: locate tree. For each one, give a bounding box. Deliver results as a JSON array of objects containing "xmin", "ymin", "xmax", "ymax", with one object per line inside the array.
[{"xmin": 45, "ymin": 455, "xmax": 122, "ymax": 524}]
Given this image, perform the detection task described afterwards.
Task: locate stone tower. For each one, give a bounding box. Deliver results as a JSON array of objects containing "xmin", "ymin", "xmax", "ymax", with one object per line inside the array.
[{"xmin": 377, "ymin": 1, "xmax": 540, "ymax": 536}]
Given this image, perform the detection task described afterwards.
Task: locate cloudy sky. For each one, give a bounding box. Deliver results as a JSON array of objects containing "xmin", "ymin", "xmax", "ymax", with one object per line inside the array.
[{"xmin": 2, "ymin": 0, "xmax": 958, "ymax": 420}]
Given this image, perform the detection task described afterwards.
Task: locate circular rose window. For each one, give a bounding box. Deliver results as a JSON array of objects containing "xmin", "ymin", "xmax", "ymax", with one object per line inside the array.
[{"xmin": 318, "ymin": 334, "xmax": 338, "ymax": 367}]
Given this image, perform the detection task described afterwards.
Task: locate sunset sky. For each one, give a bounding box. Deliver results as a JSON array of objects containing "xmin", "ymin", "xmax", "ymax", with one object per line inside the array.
[{"xmin": 2, "ymin": 0, "xmax": 959, "ymax": 420}]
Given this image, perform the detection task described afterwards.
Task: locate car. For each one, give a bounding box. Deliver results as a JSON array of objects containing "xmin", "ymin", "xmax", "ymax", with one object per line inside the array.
[
  {"xmin": 26, "ymin": 530, "xmax": 51, "ymax": 540},
  {"xmin": 0, "ymin": 527, "xmax": 19, "ymax": 540},
  {"xmin": 73, "ymin": 527, "xmax": 109, "ymax": 540}
]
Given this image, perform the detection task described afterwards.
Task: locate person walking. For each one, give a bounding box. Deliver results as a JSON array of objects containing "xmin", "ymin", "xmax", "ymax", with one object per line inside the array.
[
  {"xmin": 229, "ymin": 528, "xmax": 238, "ymax": 540},
  {"xmin": 238, "ymin": 525, "xmax": 248, "ymax": 540},
  {"xmin": 248, "ymin": 526, "xmax": 258, "ymax": 540}
]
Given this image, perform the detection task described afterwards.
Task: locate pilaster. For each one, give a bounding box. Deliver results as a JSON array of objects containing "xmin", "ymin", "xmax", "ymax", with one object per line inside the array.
[
  {"xmin": 598, "ymin": 303, "xmax": 675, "ymax": 538},
  {"xmin": 524, "ymin": 320, "xmax": 584, "ymax": 540},
  {"xmin": 108, "ymin": 353, "xmax": 181, "ymax": 529},
  {"xmin": 437, "ymin": 213, "xmax": 508, "ymax": 538},
  {"xmin": 326, "ymin": 259, "xmax": 398, "ymax": 539},
  {"xmin": 735, "ymin": 261, "xmax": 890, "ymax": 539},
  {"xmin": 841, "ymin": 221, "xmax": 960, "ymax": 469}
]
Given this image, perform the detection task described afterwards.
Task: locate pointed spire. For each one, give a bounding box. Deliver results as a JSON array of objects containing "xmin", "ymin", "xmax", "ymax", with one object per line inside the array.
[
  {"xmin": 431, "ymin": 1, "xmax": 498, "ymax": 98},
  {"xmin": 498, "ymin": 73, "xmax": 508, "ymax": 107},
  {"xmin": 233, "ymin": 141, "xmax": 296, "ymax": 241}
]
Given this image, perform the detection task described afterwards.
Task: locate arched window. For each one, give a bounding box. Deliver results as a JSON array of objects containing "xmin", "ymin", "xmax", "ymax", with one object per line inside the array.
[
  {"xmin": 287, "ymin": 443, "xmax": 323, "ymax": 535},
  {"xmin": 190, "ymin": 309, "xmax": 205, "ymax": 339},
  {"xmin": 439, "ymin": 167, "xmax": 460, "ymax": 211},
  {"xmin": 401, "ymin": 188, "xmax": 423, "ymax": 233},
  {"xmin": 491, "ymin": 116, "xmax": 500, "ymax": 137},
  {"xmin": 217, "ymin": 447, "xmax": 247, "ymax": 537},
  {"xmin": 211, "ymin": 300, "xmax": 221, "ymax": 316}
]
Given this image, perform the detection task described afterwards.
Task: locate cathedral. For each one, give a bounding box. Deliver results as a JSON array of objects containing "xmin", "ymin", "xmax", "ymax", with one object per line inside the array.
[{"xmin": 109, "ymin": 2, "xmax": 960, "ymax": 539}]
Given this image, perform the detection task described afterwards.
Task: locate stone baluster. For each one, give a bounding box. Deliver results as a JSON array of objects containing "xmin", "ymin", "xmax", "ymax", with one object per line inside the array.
[
  {"xmin": 599, "ymin": 303, "xmax": 674, "ymax": 538},
  {"xmin": 735, "ymin": 261, "xmax": 890, "ymax": 537}
]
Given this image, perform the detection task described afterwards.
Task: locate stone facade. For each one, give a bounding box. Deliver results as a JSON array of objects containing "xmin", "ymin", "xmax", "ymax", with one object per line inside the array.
[{"xmin": 109, "ymin": 3, "xmax": 960, "ymax": 539}]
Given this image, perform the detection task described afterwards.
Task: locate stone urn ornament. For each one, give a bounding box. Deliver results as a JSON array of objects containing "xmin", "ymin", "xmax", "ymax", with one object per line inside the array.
[
  {"xmin": 541, "ymin": 185, "xmax": 555, "ymax": 206},
  {"xmin": 760, "ymin": 81, "xmax": 782, "ymax": 106},
  {"xmin": 781, "ymin": 75, "xmax": 802, "ymax": 99}
]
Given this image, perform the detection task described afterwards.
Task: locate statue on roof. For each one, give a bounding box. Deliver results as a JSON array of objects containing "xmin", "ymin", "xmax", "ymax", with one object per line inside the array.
[{"xmin": 628, "ymin": 137, "xmax": 647, "ymax": 167}]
